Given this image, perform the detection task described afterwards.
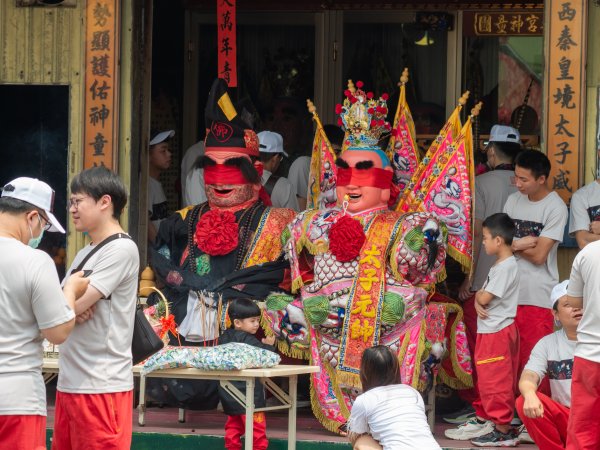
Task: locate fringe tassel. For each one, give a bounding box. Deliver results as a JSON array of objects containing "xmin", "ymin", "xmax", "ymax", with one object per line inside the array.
[
  {"xmin": 259, "ymin": 314, "xmax": 310, "ymax": 360},
  {"xmin": 310, "ymin": 383, "xmax": 345, "ymax": 435},
  {"xmin": 335, "ymin": 370, "xmax": 362, "ymax": 390},
  {"xmin": 448, "ymin": 245, "xmax": 472, "ymax": 273},
  {"xmin": 441, "ymin": 302, "xmax": 474, "ymax": 389},
  {"xmin": 411, "ymin": 320, "xmax": 428, "ymax": 390},
  {"xmin": 291, "ymin": 276, "xmax": 304, "ymax": 294},
  {"xmin": 436, "ymin": 266, "xmax": 447, "ymax": 283}
]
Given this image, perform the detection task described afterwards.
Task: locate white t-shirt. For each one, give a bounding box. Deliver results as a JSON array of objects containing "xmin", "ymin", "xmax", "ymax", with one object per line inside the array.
[
  {"xmin": 524, "ymin": 328, "xmax": 575, "ymax": 408},
  {"xmin": 503, "ymin": 191, "xmax": 568, "ymax": 308},
  {"xmin": 472, "ymin": 169, "xmax": 518, "ymax": 290},
  {"xmin": 288, "ymin": 156, "xmax": 311, "ymax": 199},
  {"xmin": 477, "ymin": 256, "xmax": 519, "ymax": 333},
  {"xmin": 262, "ymin": 170, "xmax": 300, "ymax": 211},
  {"xmin": 567, "ymin": 239, "xmax": 600, "ymax": 363},
  {"xmin": 184, "ymin": 167, "xmax": 207, "ymax": 207},
  {"xmin": 0, "ymin": 238, "xmax": 74, "ymax": 416},
  {"xmin": 348, "ymin": 384, "xmax": 441, "ymax": 450},
  {"xmin": 568, "ymin": 180, "xmax": 600, "ymax": 235},
  {"xmin": 148, "ymin": 177, "xmax": 169, "ymax": 231},
  {"xmin": 58, "ymin": 237, "xmax": 139, "ymax": 393},
  {"xmin": 181, "ymin": 141, "xmax": 205, "ymax": 194}
]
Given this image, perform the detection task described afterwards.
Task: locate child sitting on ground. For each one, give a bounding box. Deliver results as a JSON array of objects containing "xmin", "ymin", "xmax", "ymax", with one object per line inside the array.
[
  {"xmin": 347, "ymin": 345, "xmax": 441, "ymax": 450},
  {"xmin": 219, "ymin": 298, "xmax": 276, "ymax": 450},
  {"xmin": 447, "ymin": 212, "xmax": 521, "ymax": 447}
]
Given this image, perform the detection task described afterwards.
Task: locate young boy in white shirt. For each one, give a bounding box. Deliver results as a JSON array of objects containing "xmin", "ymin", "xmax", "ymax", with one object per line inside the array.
[{"xmin": 446, "ymin": 213, "xmax": 520, "ymax": 446}]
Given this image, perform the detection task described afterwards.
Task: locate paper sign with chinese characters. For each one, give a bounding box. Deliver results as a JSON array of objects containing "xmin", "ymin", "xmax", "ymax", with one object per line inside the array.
[
  {"xmin": 463, "ymin": 11, "xmax": 544, "ymax": 36},
  {"xmin": 217, "ymin": 0, "xmax": 237, "ymax": 87},
  {"xmin": 545, "ymin": 0, "xmax": 586, "ymax": 203},
  {"xmin": 83, "ymin": 1, "xmax": 119, "ymax": 170}
]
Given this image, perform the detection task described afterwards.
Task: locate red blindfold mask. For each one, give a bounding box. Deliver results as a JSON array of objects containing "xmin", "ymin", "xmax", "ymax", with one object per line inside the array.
[
  {"xmin": 337, "ymin": 167, "xmax": 393, "ymax": 189},
  {"xmin": 204, "ymin": 162, "xmax": 263, "ymax": 185}
]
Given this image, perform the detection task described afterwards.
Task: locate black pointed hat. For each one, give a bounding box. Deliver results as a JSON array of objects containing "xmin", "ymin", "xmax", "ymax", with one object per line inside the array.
[{"xmin": 204, "ymin": 78, "xmax": 259, "ymax": 157}]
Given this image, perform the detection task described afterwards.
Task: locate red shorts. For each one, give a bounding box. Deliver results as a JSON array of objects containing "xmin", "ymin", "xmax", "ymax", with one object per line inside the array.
[
  {"xmin": 0, "ymin": 415, "xmax": 46, "ymax": 450},
  {"xmin": 51, "ymin": 390, "xmax": 132, "ymax": 450}
]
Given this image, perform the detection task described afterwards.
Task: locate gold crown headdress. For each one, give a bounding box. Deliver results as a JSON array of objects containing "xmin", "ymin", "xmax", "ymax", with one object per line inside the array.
[{"xmin": 336, "ymin": 80, "xmax": 391, "ymax": 150}]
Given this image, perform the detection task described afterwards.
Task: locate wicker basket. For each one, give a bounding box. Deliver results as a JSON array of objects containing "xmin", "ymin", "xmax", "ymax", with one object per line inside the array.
[{"xmin": 138, "ymin": 286, "xmax": 176, "ymax": 345}]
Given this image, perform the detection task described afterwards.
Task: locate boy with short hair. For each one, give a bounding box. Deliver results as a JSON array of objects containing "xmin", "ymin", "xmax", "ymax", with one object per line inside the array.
[
  {"xmin": 52, "ymin": 167, "xmax": 140, "ymax": 450},
  {"xmin": 219, "ymin": 298, "xmax": 276, "ymax": 450},
  {"xmin": 503, "ymin": 150, "xmax": 568, "ymax": 386},
  {"xmin": 446, "ymin": 213, "xmax": 520, "ymax": 446}
]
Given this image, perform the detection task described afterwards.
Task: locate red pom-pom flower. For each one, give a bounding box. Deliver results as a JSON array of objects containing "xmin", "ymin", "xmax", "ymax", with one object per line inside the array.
[
  {"xmin": 195, "ymin": 210, "xmax": 239, "ymax": 256},
  {"xmin": 335, "ymin": 103, "xmax": 343, "ymax": 114},
  {"xmin": 381, "ymin": 93, "xmax": 389, "ymax": 100},
  {"xmin": 329, "ymin": 215, "xmax": 366, "ymax": 262},
  {"xmin": 356, "ymin": 80, "xmax": 364, "ymax": 88}
]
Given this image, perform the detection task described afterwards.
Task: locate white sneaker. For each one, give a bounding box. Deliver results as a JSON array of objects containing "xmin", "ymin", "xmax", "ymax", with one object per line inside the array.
[
  {"xmin": 519, "ymin": 427, "xmax": 535, "ymax": 444},
  {"xmin": 445, "ymin": 418, "xmax": 495, "ymax": 440}
]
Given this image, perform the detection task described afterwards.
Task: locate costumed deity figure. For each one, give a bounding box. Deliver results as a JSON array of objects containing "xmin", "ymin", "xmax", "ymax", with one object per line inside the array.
[
  {"xmin": 149, "ymin": 79, "xmax": 295, "ymax": 408},
  {"xmin": 263, "ymin": 80, "xmax": 472, "ymax": 433}
]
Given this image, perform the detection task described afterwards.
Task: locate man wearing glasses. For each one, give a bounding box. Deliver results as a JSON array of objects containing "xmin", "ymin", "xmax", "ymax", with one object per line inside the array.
[
  {"xmin": 0, "ymin": 177, "xmax": 89, "ymax": 449},
  {"xmin": 52, "ymin": 167, "xmax": 140, "ymax": 450}
]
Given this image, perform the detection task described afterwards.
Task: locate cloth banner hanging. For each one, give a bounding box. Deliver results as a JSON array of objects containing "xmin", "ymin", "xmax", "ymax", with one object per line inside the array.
[{"xmin": 217, "ymin": 0, "xmax": 237, "ymax": 87}]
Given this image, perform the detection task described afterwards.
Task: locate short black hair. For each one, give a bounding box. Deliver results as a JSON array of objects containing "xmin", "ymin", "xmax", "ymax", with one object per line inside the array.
[
  {"xmin": 489, "ymin": 141, "xmax": 522, "ymax": 162},
  {"xmin": 228, "ymin": 298, "xmax": 261, "ymax": 328},
  {"xmin": 360, "ymin": 346, "xmax": 401, "ymax": 392},
  {"xmin": 0, "ymin": 197, "xmax": 40, "ymax": 215},
  {"xmin": 515, "ymin": 149, "xmax": 551, "ymax": 179},
  {"xmin": 70, "ymin": 167, "xmax": 128, "ymax": 219},
  {"xmin": 482, "ymin": 212, "xmax": 515, "ymax": 245},
  {"xmin": 259, "ymin": 152, "xmax": 281, "ymax": 164}
]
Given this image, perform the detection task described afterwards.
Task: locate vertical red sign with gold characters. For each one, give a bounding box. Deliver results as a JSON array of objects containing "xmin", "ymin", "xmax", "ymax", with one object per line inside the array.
[
  {"xmin": 217, "ymin": 0, "xmax": 237, "ymax": 87},
  {"xmin": 545, "ymin": 0, "xmax": 586, "ymax": 203},
  {"xmin": 84, "ymin": 1, "xmax": 119, "ymax": 170}
]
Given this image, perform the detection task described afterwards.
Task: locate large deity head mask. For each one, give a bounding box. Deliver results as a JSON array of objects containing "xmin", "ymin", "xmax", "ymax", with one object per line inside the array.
[
  {"xmin": 335, "ymin": 81, "xmax": 393, "ymax": 214},
  {"xmin": 201, "ymin": 78, "xmax": 263, "ymax": 209}
]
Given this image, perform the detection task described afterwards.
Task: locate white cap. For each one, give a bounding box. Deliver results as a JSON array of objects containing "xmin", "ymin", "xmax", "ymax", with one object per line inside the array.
[
  {"xmin": 149, "ymin": 130, "xmax": 175, "ymax": 146},
  {"xmin": 1, "ymin": 177, "xmax": 65, "ymax": 233},
  {"xmin": 550, "ymin": 280, "xmax": 569, "ymax": 309},
  {"xmin": 257, "ymin": 131, "xmax": 288, "ymax": 157},
  {"xmin": 486, "ymin": 125, "xmax": 521, "ymax": 146}
]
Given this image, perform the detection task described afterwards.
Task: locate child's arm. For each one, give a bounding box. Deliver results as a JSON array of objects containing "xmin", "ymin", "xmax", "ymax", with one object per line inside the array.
[{"xmin": 474, "ymin": 289, "xmax": 494, "ymax": 319}]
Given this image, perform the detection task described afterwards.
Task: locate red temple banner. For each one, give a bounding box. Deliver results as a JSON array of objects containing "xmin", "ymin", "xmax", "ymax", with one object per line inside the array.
[
  {"xmin": 544, "ymin": 0, "xmax": 586, "ymax": 203},
  {"xmin": 83, "ymin": 0, "xmax": 119, "ymax": 170},
  {"xmin": 217, "ymin": 0, "xmax": 237, "ymax": 87}
]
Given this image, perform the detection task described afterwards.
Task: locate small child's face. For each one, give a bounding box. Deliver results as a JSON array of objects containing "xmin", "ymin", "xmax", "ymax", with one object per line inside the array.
[
  {"xmin": 482, "ymin": 227, "xmax": 501, "ymax": 255},
  {"xmin": 234, "ymin": 316, "xmax": 261, "ymax": 334}
]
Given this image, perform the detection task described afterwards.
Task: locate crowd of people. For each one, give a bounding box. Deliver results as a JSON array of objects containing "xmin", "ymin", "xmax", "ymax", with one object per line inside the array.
[{"xmin": 1, "ymin": 93, "xmax": 600, "ymax": 450}]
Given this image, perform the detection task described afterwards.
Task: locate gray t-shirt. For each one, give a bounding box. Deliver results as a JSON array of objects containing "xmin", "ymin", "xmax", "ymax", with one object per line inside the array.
[
  {"xmin": 0, "ymin": 238, "xmax": 74, "ymax": 415},
  {"xmin": 148, "ymin": 177, "xmax": 168, "ymax": 231},
  {"xmin": 477, "ymin": 256, "xmax": 519, "ymax": 333},
  {"xmin": 288, "ymin": 156, "xmax": 311, "ymax": 199},
  {"xmin": 58, "ymin": 237, "xmax": 139, "ymax": 394},
  {"xmin": 568, "ymin": 180, "xmax": 600, "ymax": 235},
  {"xmin": 503, "ymin": 191, "xmax": 568, "ymax": 308},
  {"xmin": 524, "ymin": 329, "xmax": 575, "ymax": 407},
  {"xmin": 262, "ymin": 170, "xmax": 300, "ymax": 211},
  {"xmin": 567, "ymin": 240, "xmax": 600, "ymax": 363},
  {"xmin": 472, "ymin": 169, "xmax": 518, "ymax": 290}
]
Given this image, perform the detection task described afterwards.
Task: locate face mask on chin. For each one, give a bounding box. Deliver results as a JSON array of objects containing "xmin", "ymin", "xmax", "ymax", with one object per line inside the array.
[{"xmin": 27, "ymin": 215, "xmax": 45, "ymax": 249}]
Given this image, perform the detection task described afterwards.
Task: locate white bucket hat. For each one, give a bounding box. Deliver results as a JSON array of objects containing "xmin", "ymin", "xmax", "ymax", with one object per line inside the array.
[{"xmin": 257, "ymin": 131, "xmax": 289, "ymax": 157}]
